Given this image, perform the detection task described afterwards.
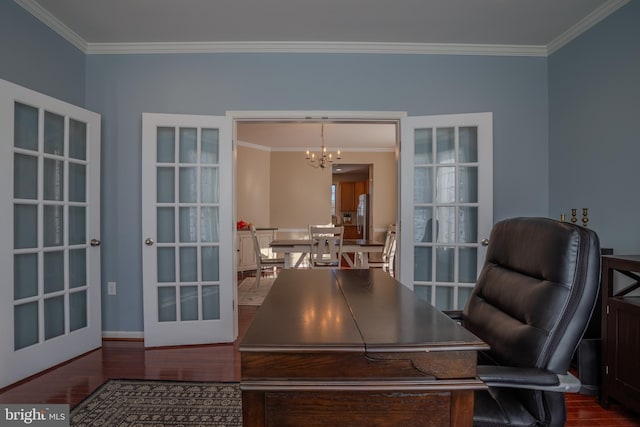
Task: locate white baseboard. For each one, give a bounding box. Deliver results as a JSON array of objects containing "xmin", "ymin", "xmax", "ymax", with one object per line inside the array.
[{"xmin": 102, "ymin": 331, "xmax": 144, "ymax": 340}]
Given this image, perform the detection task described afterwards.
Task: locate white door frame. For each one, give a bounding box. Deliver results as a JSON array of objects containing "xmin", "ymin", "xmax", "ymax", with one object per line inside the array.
[{"xmin": 228, "ymin": 110, "xmax": 408, "ymax": 282}]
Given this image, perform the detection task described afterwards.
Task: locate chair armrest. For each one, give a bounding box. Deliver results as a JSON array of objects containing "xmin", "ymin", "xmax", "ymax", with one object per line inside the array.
[
  {"xmin": 443, "ymin": 310, "xmax": 463, "ymax": 321},
  {"xmin": 478, "ymin": 365, "xmax": 581, "ymax": 393}
]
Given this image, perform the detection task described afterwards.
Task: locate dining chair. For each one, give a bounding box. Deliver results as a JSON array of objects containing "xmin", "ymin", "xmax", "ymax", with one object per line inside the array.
[
  {"xmin": 249, "ymin": 225, "xmax": 285, "ymax": 287},
  {"xmin": 450, "ymin": 217, "xmax": 601, "ymax": 427},
  {"xmin": 308, "ymin": 225, "xmax": 344, "ymax": 269},
  {"xmin": 368, "ymin": 224, "xmax": 396, "ymax": 273}
]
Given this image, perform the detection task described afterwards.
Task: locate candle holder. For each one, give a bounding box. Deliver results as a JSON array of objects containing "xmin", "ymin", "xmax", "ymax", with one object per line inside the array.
[
  {"xmin": 571, "ymin": 209, "xmax": 577, "ymax": 224},
  {"xmin": 582, "ymin": 208, "xmax": 589, "ymax": 227}
]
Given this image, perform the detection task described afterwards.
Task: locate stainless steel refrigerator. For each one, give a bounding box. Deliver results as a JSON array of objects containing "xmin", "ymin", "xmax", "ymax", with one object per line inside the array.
[{"xmin": 356, "ymin": 194, "xmax": 370, "ymax": 240}]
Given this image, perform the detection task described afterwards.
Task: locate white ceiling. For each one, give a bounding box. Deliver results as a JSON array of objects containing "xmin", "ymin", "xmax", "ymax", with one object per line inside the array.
[
  {"xmin": 237, "ymin": 121, "xmax": 397, "ymax": 151},
  {"xmin": 18, "ymin": 0, "xmax": 628, "ymax": 55}
]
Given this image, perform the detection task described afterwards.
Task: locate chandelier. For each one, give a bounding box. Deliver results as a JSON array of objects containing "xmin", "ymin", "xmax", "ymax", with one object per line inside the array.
[{"xmin": 305, "ymin": 122, "xmax": 341, "ymax": 169}]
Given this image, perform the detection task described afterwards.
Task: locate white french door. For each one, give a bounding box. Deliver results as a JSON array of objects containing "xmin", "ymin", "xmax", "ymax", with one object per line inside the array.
[
  {"xmin": 0, "ymin": 79, "xmax": 101, "ymax": 388},
  {"xmin": 400, "ymin": 113, "xmax": 493, "ymax": 311},
  {"xmin": 141, "ymin": 113, "xmax": 234, "ymax": 347}
]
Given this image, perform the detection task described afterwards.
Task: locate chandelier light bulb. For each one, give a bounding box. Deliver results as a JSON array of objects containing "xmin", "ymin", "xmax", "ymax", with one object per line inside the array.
[{"xmin": 305, "ymin": 122, "xmax": 340, "ymax": 170}]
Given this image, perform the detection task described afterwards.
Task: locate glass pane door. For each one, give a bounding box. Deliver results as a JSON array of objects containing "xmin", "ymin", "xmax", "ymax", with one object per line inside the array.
[
  {"xmin": 400, "ymin": 113, "xmax": 492, "ymax": 311},
  {"xmin": 142, "ymin": 114, "xmax": 233, "ymax": 347},
  {"xmin": 156, "ymin": 127, "xmax": 221, "ymax": 322},
  {"xmin": 1, "ymin": 79, "xmax": 101, "ymax": 388}
]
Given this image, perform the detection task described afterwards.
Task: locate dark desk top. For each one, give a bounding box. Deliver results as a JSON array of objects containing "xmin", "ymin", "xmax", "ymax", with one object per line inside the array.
[{"xmin": 240, "ymin": 269, "xmax": 487, "ymax": 353}]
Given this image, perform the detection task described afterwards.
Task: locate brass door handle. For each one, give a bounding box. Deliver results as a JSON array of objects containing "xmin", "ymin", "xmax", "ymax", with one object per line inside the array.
[
  {"xmin": 145, "ymin": 238, "xmax": 154, "ymax": 246},
  {"xmin": 90, "ymin": 239, "xmax": 101, "ymax": 246},
  {"xmin": 481, "ymin": 238, "xmax": 489, "ymax": 247}
]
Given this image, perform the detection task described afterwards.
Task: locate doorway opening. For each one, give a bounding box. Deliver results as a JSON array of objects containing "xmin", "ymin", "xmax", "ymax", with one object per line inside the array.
[
  {"xmin": 332, "ymin": 163, "xmax": 372, "ymax": 240},
  {"xmin": 233, "ymin": 115, "xmax": 401, "ymax": 248}
]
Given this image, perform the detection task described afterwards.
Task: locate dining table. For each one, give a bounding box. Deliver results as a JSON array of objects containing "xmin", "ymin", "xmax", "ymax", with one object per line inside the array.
[{"xmin": 269, "ymin": 238, "xmax": 384, "ymax": 269}]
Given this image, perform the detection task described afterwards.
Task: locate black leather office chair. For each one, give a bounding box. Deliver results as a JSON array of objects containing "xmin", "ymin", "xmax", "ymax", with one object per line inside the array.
[{"xmin": 460, "ymin": 217, "xmax": 601, "ymax": 427}]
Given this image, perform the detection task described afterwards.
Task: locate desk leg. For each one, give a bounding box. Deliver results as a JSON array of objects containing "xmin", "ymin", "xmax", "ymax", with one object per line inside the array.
[
  {"xmin": 242, "ymin": 390, "xmax": 265, "ymax": 427},
  {"xmin": 451, "ymin": 390, "xmax": 474, "ymax": 426}
]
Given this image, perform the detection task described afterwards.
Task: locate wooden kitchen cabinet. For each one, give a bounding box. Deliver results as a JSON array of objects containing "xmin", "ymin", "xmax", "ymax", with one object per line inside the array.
[
  {"xmin": 340, "ymin": 181, "xmax": 368, "ymax": 212},
  {"xmin": 340, "ymin": 182, "xmax": 356, "ymax": 211},
  {"xmin": 355, "ymin": 181, "xmax": 367, "ymax": 199},
  {"xmin": 344, "ymin": 225, "xmax": 360, "ymax": 239},
  {"xmin": 600, "ymin": 255, "xmax": 640, "ymax": 415}
]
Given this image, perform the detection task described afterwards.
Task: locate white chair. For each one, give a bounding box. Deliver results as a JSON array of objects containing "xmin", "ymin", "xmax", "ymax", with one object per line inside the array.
[
  {"xmin": 308, "ymin": 225, "xmax": 344, "ymax": 269},
  {"xmin": 368, "ymin": 225, "xmax": 396, "ymax": 274},
  {"xmin": 250, "ymin": 225, "xmax": 285, "ymax": 287}
]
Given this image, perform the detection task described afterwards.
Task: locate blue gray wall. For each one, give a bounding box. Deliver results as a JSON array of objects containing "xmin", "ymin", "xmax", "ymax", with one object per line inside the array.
[
  {"xmin": 0, "ymin": 1, "xmax": 85, "ymax": 105},
  {"xmin": 10, "ymin": 1, "xmax": 637, "ymax": 333},
  {"xmin": 86, "ymin": 53, "xmax": 548, "ymax": 332},
  {"xmin": 549, "ymin": 1, "xmax": 640, "ymax": 253}
]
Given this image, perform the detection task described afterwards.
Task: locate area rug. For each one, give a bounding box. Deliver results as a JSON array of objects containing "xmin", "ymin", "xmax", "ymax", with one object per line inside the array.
[
  {"xmin": 70, "ymin": 379, "xmax": 241, "ymax": 426},
  {"xmin": 238, "ymin": 277, "xmax": 275, "ymax": 306}
]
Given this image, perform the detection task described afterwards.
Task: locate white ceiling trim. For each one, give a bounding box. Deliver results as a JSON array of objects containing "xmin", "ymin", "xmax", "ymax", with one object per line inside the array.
[
  {"xmin": 237, "ymin": 141, "xmax": 271, "ymax": 152},
  {"xmin": 547, "ymin": 0, "xmax": 630, "ymax": 55},
  {"xmin": 85, "ymin": 41, "xmax": 548, "ymax": 57},
  {"xmin": 15, "ymin": 0, "xmax": 628, "ymax": 57},
  {"xmin": 14, "ymin": 0, "xmax": 87, "ymax": 52}
]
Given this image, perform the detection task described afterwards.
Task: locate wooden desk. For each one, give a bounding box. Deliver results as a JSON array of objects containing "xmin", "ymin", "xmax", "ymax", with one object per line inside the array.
[
  {"xmin": 240, "ymin": 269, "xmax": 488, "ymax": 426},
  {"xmin": 270, "ymin": 239, "xmax": 384, "ymax": 268}
]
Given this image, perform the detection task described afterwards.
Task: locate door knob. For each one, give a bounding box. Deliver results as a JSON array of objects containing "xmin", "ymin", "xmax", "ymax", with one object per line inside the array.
[
  {"xmin": 145, "ymin": 238, "xmax": 154, "ymax": 246},
  {"xmin": 90, "ymin": 239, "xmax": 101, "ymax": 246},
  {"xmin": 481, "ymin": 238, "xmax": 489, "ymax": 246}
]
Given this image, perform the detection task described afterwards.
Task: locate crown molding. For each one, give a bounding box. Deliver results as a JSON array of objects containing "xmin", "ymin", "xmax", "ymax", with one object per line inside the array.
[
  {"xmin": 16, "ymin": 0, "xmax": 630, "ymax": 57},
  {"xmin": 547, "ymin": 0, "xmax": 631, "ymax": 55},
  {"xmin": 85, "ymin": 41, "xmax": 548, "ymax": 57},
  {"xmin": 15, "ymin": 0, "xmax": 87, "ymax": 52},
  {"xmin": 237, "ymin": 141, "xmax": 272, "ymax": 152}
]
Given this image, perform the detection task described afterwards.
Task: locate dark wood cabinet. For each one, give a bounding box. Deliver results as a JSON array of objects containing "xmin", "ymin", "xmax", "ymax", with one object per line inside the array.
[
  {"xmin": 339, "ymin": 180, "xmax": 368, "ymax": 212},
  {"xmin": 340, "ymin": 182, "xmax": 356, "ymax": 211},
  {"xmin": 600, "ymin": 255, "xmax": 640, "ymax": 415},
  {"xmin": 354, "ymin": 180, "xmax": 367, "ymax": 199},
  {"xmin": 343, "ymin": 225, "xmax": 360, "ymax": 239}
]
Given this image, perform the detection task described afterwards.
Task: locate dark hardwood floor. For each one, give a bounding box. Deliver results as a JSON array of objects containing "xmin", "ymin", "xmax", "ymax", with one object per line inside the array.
[
  {"xmin": 1, "ymin": 272, "xmax": 639, "ymax": 425},
  {"xmin": 0, "ymin": 304, "xmax": 259, "ymax": 407}
]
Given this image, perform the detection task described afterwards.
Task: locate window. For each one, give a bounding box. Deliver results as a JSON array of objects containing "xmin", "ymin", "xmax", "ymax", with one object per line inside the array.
[{"xmin": 331, "ymin": 184, "xmax": 336, "ymax": 215}]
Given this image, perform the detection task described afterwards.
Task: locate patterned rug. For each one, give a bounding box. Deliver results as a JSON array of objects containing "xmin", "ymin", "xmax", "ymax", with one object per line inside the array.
[
  {"xmin": 70, "ymin": 379, "xmax": 241, "ymax": 426},
  {"xmin": 238, "ymin": 277, "xmax": 275, "ymax": 305}
]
